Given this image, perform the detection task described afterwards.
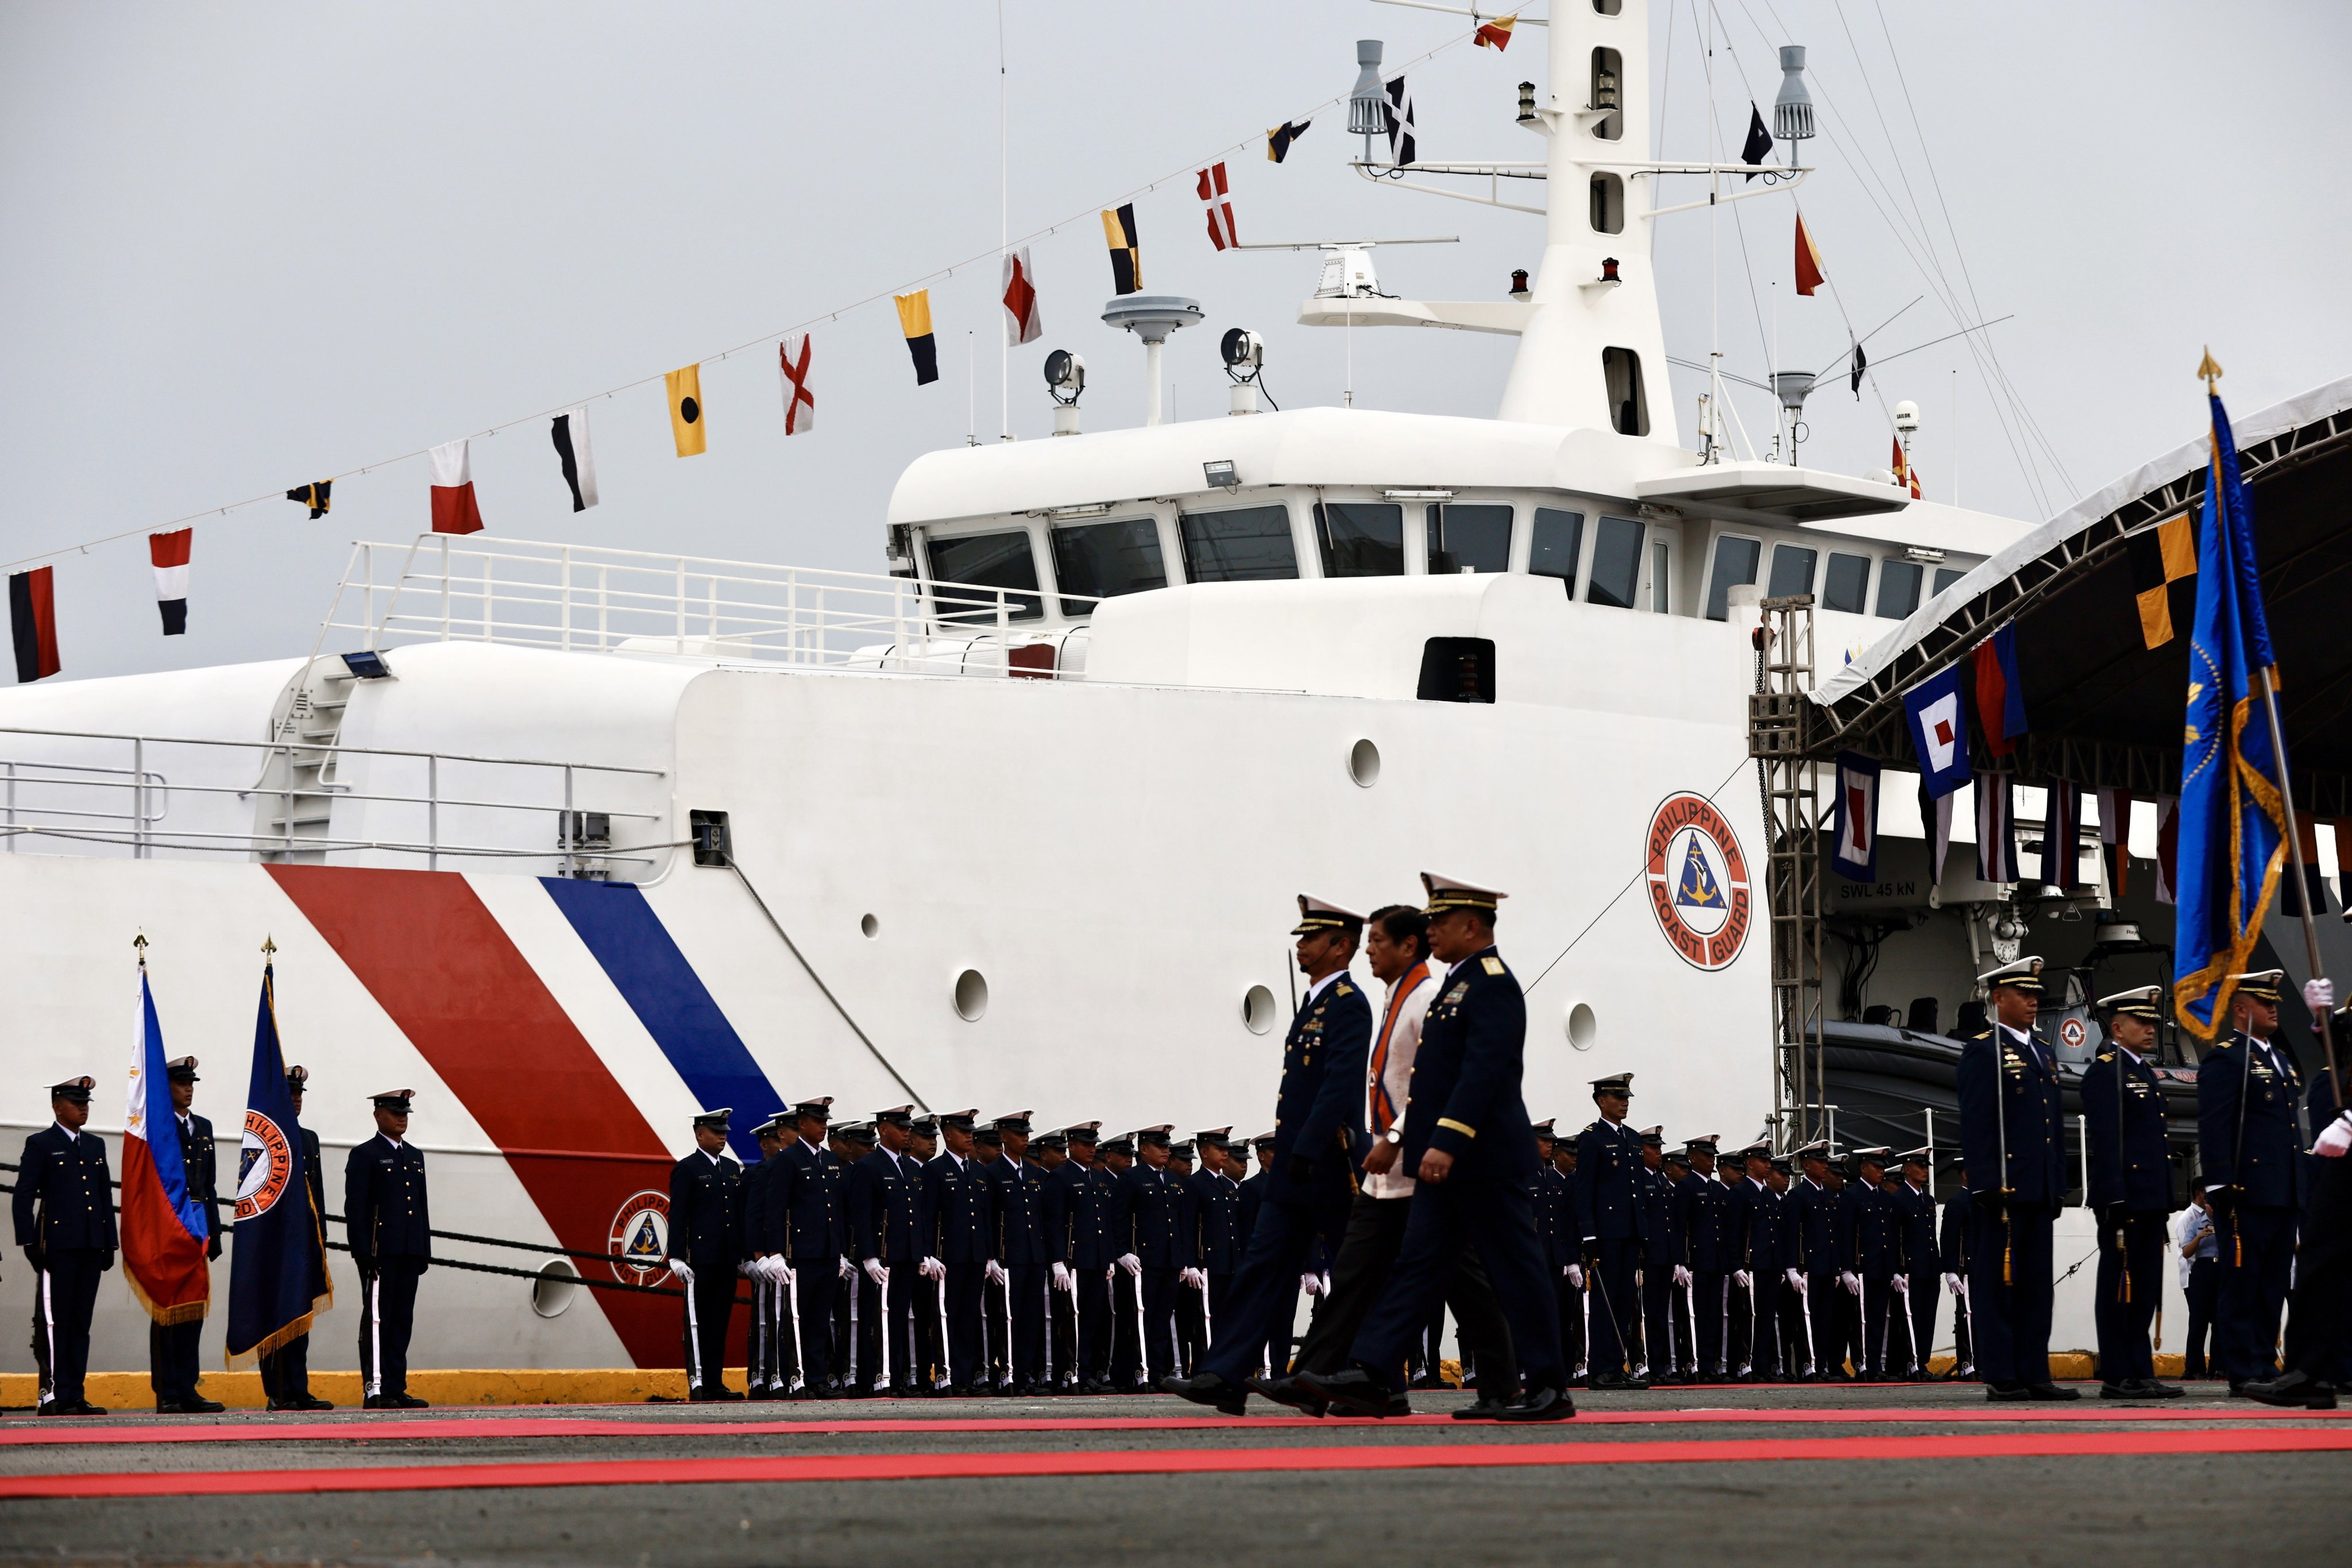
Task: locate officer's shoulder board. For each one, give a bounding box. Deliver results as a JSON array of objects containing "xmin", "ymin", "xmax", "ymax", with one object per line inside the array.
[
  {"xmin": 1334, "ymin": 980, "xmax": 1354, "ymax": 998},
  {"xmin": 1481, "ymin": 956, "xmax": 1507, "ymax": 976},
  {"xmin": 2094, "ymin": 1051, "xmax": 2114, "ymax": 1064}
]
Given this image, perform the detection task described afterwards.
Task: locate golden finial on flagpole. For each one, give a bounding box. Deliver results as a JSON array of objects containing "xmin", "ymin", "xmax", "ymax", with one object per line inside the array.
[
  {"xmin": 2197, "ymin": 347, "xmax": 2223, "ymax": 391},
  {"xmin": 132, "ymin": 929, "xmax": 149, "ymax": 968},
  {"xmin": 261, "ymin": 934, "xmax": 277, "ymax": 956}
]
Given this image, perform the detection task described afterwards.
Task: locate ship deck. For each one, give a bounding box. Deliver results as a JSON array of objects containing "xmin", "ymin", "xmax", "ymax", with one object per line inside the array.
[{"xmin": 1, "ymin": 1384, "xmax": 2341, "ymax": 1565}]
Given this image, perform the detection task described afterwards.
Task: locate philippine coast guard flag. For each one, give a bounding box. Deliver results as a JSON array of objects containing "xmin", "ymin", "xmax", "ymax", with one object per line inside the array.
[
  {"xmin": 121, "ymin": 960, "xmax": 211, "ymax": 1324},
  {"xmin": 2172, "ymin": 388, "xmax": 2288, "ymax": 1040},
  {"xmin": 1832, "ymin": 751, "xmax": 1880, "ymax": 881},
  {"xmin": 1902, "ymin": 665, "xmax": 1969, "ymax": 798},
  {"xmin": 227, "ymin": 957, "xmax": 331, "ymax": 1366}
]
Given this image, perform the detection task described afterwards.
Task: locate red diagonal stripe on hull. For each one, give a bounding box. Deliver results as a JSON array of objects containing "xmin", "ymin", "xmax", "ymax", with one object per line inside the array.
[
  {"xmin": 266, "ymin": 867, "xmax": 681, "ymax": 1369},
  {"xmin": 3, "ymin": 1427, "xmax": 2348, "ymax": 1498}
]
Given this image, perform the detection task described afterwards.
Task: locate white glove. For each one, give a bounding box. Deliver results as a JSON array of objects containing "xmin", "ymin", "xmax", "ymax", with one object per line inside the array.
[
  {"xmin": 1732, "ymin": 1269, "xmax": 1751, "ymax": 1288},
  {"xmin": 1673, "ymin": 1265, "xmax": 1693, "ymax": 1288},
  {"xmin": 2315, "ymin": 1112, "xmax": 2352, "ymax": 1158},
  {"xmin": 862, "ymin": 1258, "xmax": 887, "ymax": 1287},
  {"xmin": 1300, "ymin": 1271, "xmax": 1323, "ymax": 1296},
  {"xmin": 1180, "ymin": 1267, "xmax": 1205, "ymax": 1289},
  {"xmin": 1785, "ymin": 1268, "xmax": 1804, "ymax": 1291},
  {"xmin": 1052, "ymin": 1261, "xmax": 1073, "ymax": 1292},
  {"xmin": 920, "ymin": 1257, "xmax": 945, "ymax": 1282},
  {"xmin": 837, "ymin": 1256, "xmax": 855, "ymax": 1281},
  {"xmin": 772, "ymin": 1258, "xmax": 796, "ymax": 1287},
  {"xmin": 1117, "ymin": 1253, "xmax": 1142, "ymax": 1279},
  {"xmin": 2307, "ymin": 977, "xmax": 2336, "ymax": 1013},
  {"xmin": 666, "ymin": 1258, "xmax": 695, "ymax": 1285},
  {"xmin": 985, "ymin": 1260, "xmax": 1008, "ymax": 1286},
  {"xmin": 1566, "ymin": 1264, "xmax": 1585, "ymax": 1288},
  {"xmin": 1633, "ymin": 1269, "xmax": 1645, "ymax": 1290},
  {"xmin": 1840, "ymin": 1270, "xmax": 1861, "ymax": 1297},
  {"xmin": 1944, "ymin": 1272, "xmax": 1962, "ymax": 1296},
  {"xmin": 737, "ymin": 1260, "xmax": 754, "ymax": 1277},
  {"xmin": 1891, "ymin": 1273, "xmax": 1910, "ymax": 1295},
  {"xmin": 1319, "ymin": 1272, "xmax": 1332, "ymax": 1297}
]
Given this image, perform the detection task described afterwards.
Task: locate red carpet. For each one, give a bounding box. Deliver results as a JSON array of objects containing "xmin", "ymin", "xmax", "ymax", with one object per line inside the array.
[
  {"xmin": 3, "ymin": 1426, "xmax": 2346, "ymax": 1499},
  {"xmin": 2, "ymin": 1404, "xmax": 2339, "ymax": 1448}
]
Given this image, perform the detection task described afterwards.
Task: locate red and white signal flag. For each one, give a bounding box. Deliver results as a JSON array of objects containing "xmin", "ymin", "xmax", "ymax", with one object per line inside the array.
[
  {"xmin": 779, "ymin": 334, "xmax": 816, "ymax": 435},
  {"xmin": 1001, "ymin": 248, "xmax": 1042, "ymax": 347},
  {"xmin": 149, "ymin": 528, "xmax": 191, "ymax": 636},
  {"xmin": 429, "ymin": 439, "xmax": 485, "ymax": 535},
  {"xmin": 1198, "ymin": 163, "xmax": 1238, "ymax": 252}
]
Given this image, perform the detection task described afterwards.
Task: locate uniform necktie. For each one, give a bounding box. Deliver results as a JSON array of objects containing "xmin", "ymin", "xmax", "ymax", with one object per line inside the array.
[{"xmin": 1368, "ymin": 960, "xmax": 1430, "ymax": 1135}]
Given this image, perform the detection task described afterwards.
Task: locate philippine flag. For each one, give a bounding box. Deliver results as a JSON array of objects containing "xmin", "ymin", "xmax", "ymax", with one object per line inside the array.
[
  {"xmin": 121, "ymin": 966, "xmax": 212, "ymax": 1326},
  {"xmin": 1832, "ymin": 751, "xmax": 1880, "ymax": 882}
]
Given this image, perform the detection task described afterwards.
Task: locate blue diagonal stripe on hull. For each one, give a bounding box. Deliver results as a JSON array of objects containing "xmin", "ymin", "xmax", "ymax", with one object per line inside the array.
[{"xmin": 539, "ymin": 878, "xmax": 777, "ymax": 1160}]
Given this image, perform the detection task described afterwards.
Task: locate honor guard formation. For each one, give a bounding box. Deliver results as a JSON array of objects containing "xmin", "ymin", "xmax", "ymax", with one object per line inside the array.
[{"xmin": 11, "ymin": 895, "xmax": 2351, "ymax": 1415}]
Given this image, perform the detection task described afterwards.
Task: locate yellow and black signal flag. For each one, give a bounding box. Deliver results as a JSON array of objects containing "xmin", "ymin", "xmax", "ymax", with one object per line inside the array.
[
  {"xmin": 666, "ymin": 364, "xmax": 707, "ymax": 457},
  {"xmin": 2129, "ymin": 512, "xmax": 2197, "ymax": 649},
  {"xmin": 1102, "ymin": 203, "xmax": 1142, "ymax": 295},
  {"xmin": 895, "ymin": 290, "xmax": 939, "ymax": 386},
  {"xmin": 1267, "ymin": 119, "xmax": 1310, "ymax": 163},
  {"xmin": 285, "ymin": 481, "xmax": 331, "ymax": 519}
]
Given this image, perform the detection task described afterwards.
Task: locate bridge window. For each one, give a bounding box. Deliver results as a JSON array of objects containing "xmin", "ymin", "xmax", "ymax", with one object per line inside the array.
[
  {"xmin": 1426, "ymin": 504, "xmax": 1513, "ymax": 574},
  {"xmin": 1179, "ymin": 503, "xmax": 1297, "ymax": 582},
  {"xmin": 1314, "ymin": 501, "xmax": 1405, "ymax": 578},
  {"xmin": 1593, "ymin": 0, "xmax": 1624, "ymax": 13},
  {"xmin": 1876, "ymin": 558, "xmax": 1924, "ymax": 619},
  {"xmin": 1051, "ymin": 516, "xmax": 1164, "ymax": 615},
  {"xmin": 1933, "ymin": 566, "xmax": 1967, "ymax": 597},
  {"xmin": 1705, "ymin": 535, "xmax": 1762, "ymax": 621},
  {"xmin": 924, "ymin": 528, "xmax": 1042, "ymax": 621},
  {"xmin": 1589, "ymin": 173, "xmax": 1624, "ymax": 235},
  {"xmin": 1417, "ymin": 638, "xmax": 1496, "ymax": 704},
  {"xmin": 1529, "ymin": 508, "xmax": 1585, "ymax": 594},
  {"xmin": 1602, "ymin": 347, "xmax": 1648, "ymax": 436},
  {"xmin": 1767, "ymin": 543, "xmax": 1817, "ymax": 600},
  {"xmin": 1586, "ymin": 516, "xmax": 1645, "ymax": 609},
  {"xmin": 1822, "ymin": 551, "xmax": 1872, "ymax": 614}
]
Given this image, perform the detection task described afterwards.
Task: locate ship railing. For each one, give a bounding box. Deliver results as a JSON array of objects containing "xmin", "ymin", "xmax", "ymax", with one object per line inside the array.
[
  {"xmin": 320, "ymin": 535, "xmax": 1099, "ymax": 674},
  {"xmin": 0, "ymin": 723, "xmax": 666, "ymax": 875}
]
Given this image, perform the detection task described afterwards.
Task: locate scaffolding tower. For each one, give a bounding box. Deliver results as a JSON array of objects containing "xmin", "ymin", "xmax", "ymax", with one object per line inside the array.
[{"xmin": 1749, "ymin": 593, "xmax": 1827, "ymax": 1149}]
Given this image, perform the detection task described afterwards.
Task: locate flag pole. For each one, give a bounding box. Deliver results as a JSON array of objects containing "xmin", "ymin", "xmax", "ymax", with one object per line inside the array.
[{"xmin": 2256, "ymin": 665, "xmax": 2341, "ymax": 1115}]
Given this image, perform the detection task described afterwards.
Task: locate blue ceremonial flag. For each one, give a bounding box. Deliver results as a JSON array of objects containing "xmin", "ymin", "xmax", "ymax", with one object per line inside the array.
[
  {"xmin": 225, "ymin": 960, "xmax": 331, "ymax": 1366},
  {"xmin": 2171, "ymin": 390, "xmax": 2287, "ymax": 1041},
  {"xmin": 1902, "ymin": 665, "xmax": 1971, "ymax": 798}
]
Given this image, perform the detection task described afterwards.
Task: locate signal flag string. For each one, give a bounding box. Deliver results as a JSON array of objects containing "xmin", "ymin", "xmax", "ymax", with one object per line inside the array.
[{"xmin": 0, "ymin": 29, "xmax": 1477, "ymax": 579}]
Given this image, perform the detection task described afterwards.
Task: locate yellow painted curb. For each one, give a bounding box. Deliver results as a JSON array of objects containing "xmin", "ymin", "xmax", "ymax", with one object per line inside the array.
[{"xmin": 1, "ymin": 1367, "xmax": 749, "ymax": 1411}]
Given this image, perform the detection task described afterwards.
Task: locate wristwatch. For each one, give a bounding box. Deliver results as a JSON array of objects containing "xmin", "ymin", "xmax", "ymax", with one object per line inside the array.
[{"xmin": 1383, "ymin": 1127, "xmax": 1404, "ymax": 1146}]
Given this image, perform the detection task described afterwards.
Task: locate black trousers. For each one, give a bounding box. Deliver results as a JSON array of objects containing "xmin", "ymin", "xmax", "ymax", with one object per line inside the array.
[
  {"xmin": 1731, "ymin": 1273, "xmax": 1781, "ymax": 1377},
  {"xmin": 1555, "ymin": 1269, "xmax": 1585, "ymax": 1376},
  {"xmin": 1293, "ymin": 1192, "xmax": 1518, "ymax": 1392},
  {"xmin": 1412, "ymin": 1298, "xmax": 1447, "ymax": 1381},
  {"xmin": 855, "ymin": 1260, "xmax": 917, "ymax": 1391},
  {"xmin": 1135, "ymin": 1265, "xmax": 1181, "ymax": 1381},
  {"xmin": 2284, "ymin": 1153, "xmax": 2352, "ymax": 1382},
  {"xmin": 1691, "ymin": 1270, "xmax": 1727, "ymax": 1375},
  {"xmin": 2092, "ymin": 1208, "xmax": 2166, "ymax": 1382},
  {"xmin": 259, "ymin": 1333, "xmax": 313, "ymax": 1404},
  {"xmin": 2184, "ymin": 1257, "xmax": 2220, "ymax": 1377},
  {"xmin": 1950, "ymin": 1276, "xmax": 1976, "ymax": 1373},
  {"xmin": 1173, "ymin": 1274, "xmax": 1204, "ymax": 1375},
  {"xmin": 1350, "ymin": 1175, "xmax": 1564, "ymax": 1393},
  {"xmin": 1201, "ymin": 1199, "xmax": 1342, "ymax": 1384},
  {"xmin": 1072, "ymin": 1265, "xmax": 1114, "ymax": 1385},
  {"xmin": 794, "ymin": 1261, "xmax": 837, "ymax": 1392},
  {"xmin": 939, "ymin": 1261, "xmax": 984, "ymax": 1388},
  {"xmin": 31, "ymin": 1251, "xmax": 105, "ymax": 1408},
  {"xmin": 360, "ymin": 1259, "xmax": 425, "ymax": 1400},
  {"xmin": 1856, "ymin": 1272, "xmax": 1894, "ymax": 1376},
  {"xmin": 1049, "ymin": 1271, "xmax": 1079, "ymax": 1385},
  {"xmin": 1899, "ymin": 1269, "xmax": 1938, "ymax": 1373},
  {"xmin": 149, "ymin": 1317, "xmax": 204, "ymax": 1406},
  {"xmin": 1969, "ymin": 1199, "xmax": 2055, "ymax": 1386},
  {"xmin": 1202, "ymin": 1272, "xmax": 1231, "ymax": 1374},
  {"xmin": 1639, "ymin": 1252, "xmax": 1675, "ymax": 1374},
  {"xmin": 911, "ymin": 1270, "xmax": 945, "ymax": 1389},
  {"xmin": 982, "ymin": 1270, "xmax": 1012, "ymax": 1387},
  {"xmin": 1005, "ymin": 1263, "xmax": 1048, "ymax": 1384},
  {"xmin": 1110, "ymin": 1266, "xmax": 1143, "ymax": 1387},
  {"xmin": 1800, "ymin": 1270, "xmax": 1841, "ymax": 1374},
  {"xmin": 1584, "ymin": 1238, "xmax": 1639, "ymax": 1377},
  {"xmin": 2217, "ymin": 1203, "xmax": 2295, "ymax": 1382},
  {"xmin": 682, "ymin": 1264, "xmax": 736, "ymax": 1396}
]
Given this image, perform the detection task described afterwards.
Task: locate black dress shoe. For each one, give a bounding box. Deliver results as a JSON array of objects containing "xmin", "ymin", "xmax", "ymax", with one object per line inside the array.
[
  {"xmin": 1984, "ymin": 1382, "xmax": 2031, "ymax": 1403},
  {"xmin": 2100, "ymin": 1379, "xmax": 2187, "ymax": 1400},
  {"xmin": 393, "ymin": 1394, "xmax": 431, "ymax": 1409},
  {"xmin": 2022, "ymin": 1382, "xmax": 2080, "ymax": 1401},
  {"xmin": 1293, "ymin": 1368, "xmax": 1392, "ymax": 1418},
  {"xmin": 1494, "ymin": 1386, "xmax": 1578, "ymax": 1422},
  {"xmin": 1160, "ymin": 1372, "xmax": 1248, "ymax": 1416},
  {"xmin": 296, "ymin": 1395, "xmax": 335, "ymax": 1411},
  {"xmin": 1451, "ymin": 1389, "xmax": 1518, "ymax": 1420},
  {"xmin": 2243, "ymin": 1370, "xmax": 2340, "ymax": 1409},
  {"xmin": 1247, "ymin": 1376, "xmax": 1326, "ymax": 1417},
  {"xmin": 40, "ymin": 1401, "xmax": 105, "ymax": 1417}
]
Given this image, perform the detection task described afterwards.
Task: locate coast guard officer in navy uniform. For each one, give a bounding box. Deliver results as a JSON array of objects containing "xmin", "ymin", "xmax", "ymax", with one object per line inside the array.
[
  {"xmin": 849, "ymin": 1106, "xmax": 922, "ymax": 1397},
  {"xmin": 1185, "ymin": 1127, "xmax": 1244, "ymax": 1375},
  {"xmin": 1959, "ymin": 957, "xmax": 2076, "ymax": 1401},
  {"xmin": 1050, "ymin": 1123, "xmax": 1117, "ymax": 1393},
  {"xmin": 775, "ymin": 1097, "xmax": 844, "ymax": 1397},
  {"xmin": 1165, "ymin": 896, "xmax": 1370, "ymax": 1414},
  {"xmin": 1118, "ymin": 1125, "xmax": 1188, "ymax": 1382},
  {"xmin": 148, "ymin": 1056, "xmax": 223, "ymax": 1413},
  {"xmin": 346, "ymin": 1088, "xmax": 432, "ymax": 1409},
  {"xmin": 14, "ymin": 1076, "xmax": 114, "ymax": 1416},
  {"xmin": 1890, "ymin": 1147, "xmax": 1940, "ymax": 1380},
  {"xmin": 260, "ymin": 1064, "xmax": 334, "ymax": 1412},
  {"xmin": 919, "ymin": 1109, "xmax": 990, "ymax": 1394},
  {"xmin": 1678, "ymin": 1136, "xmax": 1732, "ymax": 1378},
  {"xmin": 983, "ymin": 1111, "xmax": 1064, "ymax": 1395},
  {"xmin": 1783, "ymin": 1141, "xmax": 1841, "ymax": 1379},
  {"xmin": 1838, "ymin": 1147, "xmax": 1899, "ymax": 1380},
  {"xmin": 741, "ymin": 1114, "xmax": 792, "ymax": 1398},
  {"xmin": 1635, "ymin": 1126, "xmax": 1687, "ymax": 1383},
  {"xmin": 2197, "ymin": 968, "xmax": 2306, "ymax": 1390},
  {"xmin": 2084, "ymin": 985, "xmax": 2183, "ymax": 1399},
  {"xmin": 665, "ymin": 1106, "xmax": 745, "ymax": 1401},
  {"xmin": 1727, "ymin": 1141, "xmax": 1782, "ymax": 1381},
  {"xmin": 1297, "ymin": 874, "xmax": 1574, "ymax": 1421},
  {"xmin": 1572, "ymin": 1075, "xmax": 1644, "ymax": 1387},
  {"xmin": 1939, "ymin": 1165, "xmax": 1977, "ymax": 1380}
]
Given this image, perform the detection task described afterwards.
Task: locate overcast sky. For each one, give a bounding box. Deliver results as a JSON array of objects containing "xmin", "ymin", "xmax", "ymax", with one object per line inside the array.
[{"xmin": 4, "ymin": 1, "xmax": 2347, "ymax": 684}]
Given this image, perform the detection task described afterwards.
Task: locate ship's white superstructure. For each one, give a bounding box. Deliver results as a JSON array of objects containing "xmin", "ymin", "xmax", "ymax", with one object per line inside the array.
[{"xmin": 0, "ymin": 2, "xmax": 2048, "ymax": 1377}]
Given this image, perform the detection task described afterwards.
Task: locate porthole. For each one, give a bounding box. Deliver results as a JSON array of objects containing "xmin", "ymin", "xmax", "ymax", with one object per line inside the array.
[
  {"xmin": 1348, "ymin": 737, "xmax": 1381, "ymax": 787},
  {"xmin": 954, "ymin": 968, "xmax": 990, "ymax": 1021},
  {"xmin": 1566, "ymin": 1002, "xmax": 1597, "ymax": 1051},
  {"xmin": 1242, "ymin": 984, "xmax": 1279, "ymax": 1034},
  {"xmin": 531, "ymin": 1257, "xmax": 580, "ymax": 1318},
  {"xmin": 860, "ymin": 913, "xmax": 880, "ymax": 939}
]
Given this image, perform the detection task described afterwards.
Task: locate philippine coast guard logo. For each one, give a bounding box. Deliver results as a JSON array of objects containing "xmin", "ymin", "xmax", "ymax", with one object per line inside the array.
[
  {"xmin": 234, "ymin": 1110, "xmax": 293, "ymax": 1221},
  {"xmin": 1645, "ymin": 793, "xmax": 1751, "ymax": 972},
  {"xmin": 608, "ymin": 1191, "xmax": 671, "ymax": 1284}
]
